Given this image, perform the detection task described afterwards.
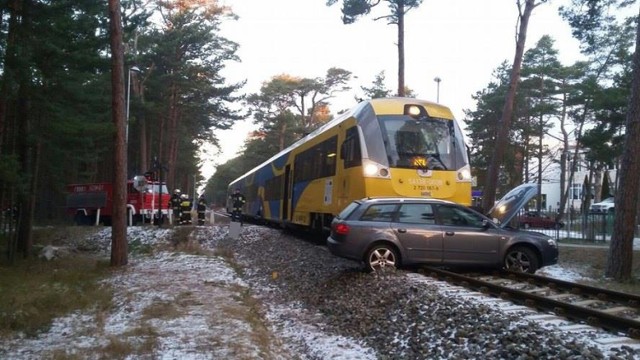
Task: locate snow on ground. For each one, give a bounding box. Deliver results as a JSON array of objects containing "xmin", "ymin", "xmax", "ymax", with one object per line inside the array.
[
  {"xmin": 2, "ymin": 225, "xmax": 639, "ymax": 359},
  {"xmin": 1, "ymin": 226, "xmax": 379, "ymax": 359},
  {"xmin": 536, "ymin": 263, "xmax": 591, "ymax": 282}
]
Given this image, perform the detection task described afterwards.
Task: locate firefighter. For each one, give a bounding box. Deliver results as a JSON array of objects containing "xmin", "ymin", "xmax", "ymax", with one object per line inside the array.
[
  {"xmin": 180, "ymin": 194, "xmax": 192, "ymax": 225},
  {"xmin": 170, "ymin": 189, "xmax": 182, "ymax": 224},
  {"xmin": 197, "ymin": 194, "xmax": 207, "ymax": 225},
  {"xmin": 230, "ymin": 188, "xmax": 246, "ymax": 225}
]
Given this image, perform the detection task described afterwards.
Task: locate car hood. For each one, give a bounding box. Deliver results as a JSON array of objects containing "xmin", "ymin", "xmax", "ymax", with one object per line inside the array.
[{"xmin": 488, "ymin": 183, "xmax": 539, "ymax": 228}]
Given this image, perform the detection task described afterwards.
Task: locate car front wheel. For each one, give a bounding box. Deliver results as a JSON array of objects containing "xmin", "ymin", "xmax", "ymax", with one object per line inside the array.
[
  {"xmin": 504, "ymin": 246, "xmax": 539, "ymax": 273},
  {"xmin": 365, "ymin": 244, "xmax": 399, "ymax": 272}
]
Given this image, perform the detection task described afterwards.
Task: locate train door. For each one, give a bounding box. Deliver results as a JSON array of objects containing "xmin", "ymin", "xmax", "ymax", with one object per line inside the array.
[
  {"xmin": 282, "ymin": 164, "xmax": 291, "ymax": 222},
  {"xmin": 339, "ymin": 126, "xmax": 363, "ymax": 209}
]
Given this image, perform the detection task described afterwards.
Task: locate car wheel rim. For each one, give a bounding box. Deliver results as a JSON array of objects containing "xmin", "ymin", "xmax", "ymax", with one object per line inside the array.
[
  {"xmin": 505, "ymin": 251, "xmax": 530, "ymax": 272},
  {"xmin": 369, "ymin": 248, "xmax": 396, "ymax": 271}
]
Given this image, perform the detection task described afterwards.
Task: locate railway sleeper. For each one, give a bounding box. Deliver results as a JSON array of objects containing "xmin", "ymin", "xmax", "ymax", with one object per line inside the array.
[
  {"xmin": 599, "ymin": 306, "xmax": 637, "ymax": 315},
  {"xmin": 571, "ymin": 299, "xmax": 604, "ymax": 307}
]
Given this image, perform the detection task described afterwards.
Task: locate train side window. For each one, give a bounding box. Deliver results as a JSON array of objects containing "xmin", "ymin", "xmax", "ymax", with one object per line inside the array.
[
  {"xmin": 397, "ymin": 204, "xmax": 435, "ymax": 224},
  {"xmin": 341, "ymin": 126, "xmax": 362, "ymax": 168},
  {"xmin": 265, "ymin": 175, "xmax": 283, "ymax": 200},
  {"xmin": 294, "ymin": 135, "xmax": 337, "ymax": 182}
]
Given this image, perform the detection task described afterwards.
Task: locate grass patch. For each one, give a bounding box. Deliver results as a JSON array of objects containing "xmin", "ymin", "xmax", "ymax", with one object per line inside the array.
[
  {"xmin": 167, "ymin": 227, "xmax": 213, "ymax": 256},
  {"xmin": 230, "ymin": 285, "xmax": 278, "ymax": 358},
  {"xmin": 214, "ymin": 246, "xmax": 244, "ymax": 276},
  {"xmin": 140, "ymin": 300, "xmax": 182, "ymax": 321},
  {"xmin": 559, "ymin": 245, "xmax": 640, "ymax": 294},
  {"xmin": 0, "ymin": 254, "xmax": 113, "ymax": 338},
  {"xmin": 100, "ymin": 335, "xmax": 136, "ymax": 359},
  {"xmin": 128, "ymin": 238, "xmax": 154, "ymax": 256},
  {"xmin": 31, "ymin": 226, "xmax": 104, "ymax": 247}
]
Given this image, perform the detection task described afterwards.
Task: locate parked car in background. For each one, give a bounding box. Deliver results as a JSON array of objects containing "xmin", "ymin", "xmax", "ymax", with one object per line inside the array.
[
  {"xmin": 327, "ymin": 183, "xmax": 558, "ymax": 274},
  {"xmin": 519, "ymin": 211, "xmax": 564, "ymax": 229},
  {"xmin": 590, "ymin": 197, "xmax": 615, "ymax": 213}
]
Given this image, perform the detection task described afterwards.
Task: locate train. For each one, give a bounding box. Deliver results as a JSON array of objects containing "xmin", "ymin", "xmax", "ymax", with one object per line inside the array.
[{"xmin": 227, "ymin": 97, "xmax": 472, "ymax": 232}]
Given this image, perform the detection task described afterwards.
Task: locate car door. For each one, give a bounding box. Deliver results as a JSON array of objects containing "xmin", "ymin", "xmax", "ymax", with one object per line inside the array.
[
  {"xmin": 391, "ymin": 203, "xmax": 443, "ymax": 263},
  {"xmin": 435, "ymin": 204, "xmax": 501, "ymax": 265}
]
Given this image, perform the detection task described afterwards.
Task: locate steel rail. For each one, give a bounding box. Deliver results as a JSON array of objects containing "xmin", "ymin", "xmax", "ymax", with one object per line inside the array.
[
  {"xmin": 421, "ymin": 267, "xmax": 640, "ymax": 339},
  {"xmin": 498, "ymin": 270, "xmax": 640, "ymax": 307}
]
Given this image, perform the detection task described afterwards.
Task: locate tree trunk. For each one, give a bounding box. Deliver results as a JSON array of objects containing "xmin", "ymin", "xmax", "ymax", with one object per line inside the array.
[
  {"xmin": 167, "ymin": 83, "xmax": 179, "ymax": 188},
  {"xmin": 557, "ymin": 84, "xmax": 569, "ymax": 221},
  {"xmin": 0, "ymin": 0, "xmax": 20, "ymax": 154},
  {"xmin": 482, "ymin": 0, "xmax": 536, "ymax": 212},
  {"xmin": 16, "ymin": 68, "xmax": 31, "ymax": 257},
  {"xmin": 593, "ymin": 169, "xmax": 602, "ymax": 203},
  {"xmin": 606, "ymin": 7, "xmax": 640, "ymax": 280},
  {"xmin": 537, "ymin": 115, "xmax": 543, "ymax": 212},
  {"xmin": 396, "ymin": 0, "xmax": 405, "ymax": 97},
  {"xmin": 139, "ymin": 84, "xmax": 148, "ymax": 173},
  {"xmin": 108, "ymin": 0, "xmax": 128, "ymax": 267},
  {"xmin": 279, "ymin": 122, "xmax": 287, "ymax": 151},
  {"xmin": 14, "ymin": 0, "xmax": 35, "ymax": 259}
]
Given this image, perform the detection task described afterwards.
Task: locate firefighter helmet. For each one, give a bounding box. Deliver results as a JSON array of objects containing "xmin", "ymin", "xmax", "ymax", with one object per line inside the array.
[{"xmin": 174, "ymin": 189, "xmax": 181, "ymax": 195}]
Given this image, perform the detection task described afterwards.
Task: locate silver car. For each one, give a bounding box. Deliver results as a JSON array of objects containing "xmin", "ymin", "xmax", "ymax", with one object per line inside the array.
[{"xmin": 327, "ymin": 184, "xmax": 558, "ymax": 273}]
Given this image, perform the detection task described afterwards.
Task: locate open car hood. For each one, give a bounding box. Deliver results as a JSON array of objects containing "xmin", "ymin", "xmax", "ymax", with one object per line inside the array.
[{"xmin": 488, "ymin": 183, "xmax": 539, "ymax": 228}]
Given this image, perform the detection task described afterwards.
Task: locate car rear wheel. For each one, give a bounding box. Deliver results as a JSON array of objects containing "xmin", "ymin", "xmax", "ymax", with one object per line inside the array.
[
  {"xmin": 504, "ymin": 246, "xmax": 539, "ymax": 273},
  {"xmin": 365, "ymin": 244, "xmax": 399, "ymax": 272}
]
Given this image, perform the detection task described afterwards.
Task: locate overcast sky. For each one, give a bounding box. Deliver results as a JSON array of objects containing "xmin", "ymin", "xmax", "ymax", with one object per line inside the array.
[{"xmin": 204, "ymin": 0, "xmax": 583, "ymax": 178}]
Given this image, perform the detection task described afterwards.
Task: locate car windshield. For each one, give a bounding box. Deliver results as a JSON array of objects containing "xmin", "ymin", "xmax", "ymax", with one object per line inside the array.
[
  {"xmin": 599, "ymin": 198, "xmax": 614, "ymax": 203},
  {"xmin": 378, "ymin": 115, "xmax": 464, "ymax": 171}
]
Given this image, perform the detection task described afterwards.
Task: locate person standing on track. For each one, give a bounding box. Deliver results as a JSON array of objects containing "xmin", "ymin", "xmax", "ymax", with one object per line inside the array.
[
  {"xmin": 170, "ymin": 189, "xmax": 182, "ymax": 225},
  {"xmin": 179, "ymin": 194, "xmax": 192, "ymax": 225},
  {"xmin": 197, "ymin": 194, "xmax": 207, "ymax": 225},
  {"xmin": 230, "ymin": 188, "xmax": 246, "ymax": 225}
]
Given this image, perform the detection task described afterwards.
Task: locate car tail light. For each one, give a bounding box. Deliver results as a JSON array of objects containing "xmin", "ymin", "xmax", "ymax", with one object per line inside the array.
[{"xmin": 334, "ymin": 223, "xmax": 350, "ymax": 235}]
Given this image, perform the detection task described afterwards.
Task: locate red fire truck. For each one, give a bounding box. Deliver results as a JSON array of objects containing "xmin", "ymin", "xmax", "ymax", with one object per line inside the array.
[{"xmin": 66, "ymin": 176, "xmax": 172, "ymax": 225}]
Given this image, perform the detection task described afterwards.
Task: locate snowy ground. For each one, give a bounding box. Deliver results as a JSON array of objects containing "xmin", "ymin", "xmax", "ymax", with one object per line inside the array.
[{"xmin": 1, "ymin": 224, "xmax": 639, "ymax": 359}]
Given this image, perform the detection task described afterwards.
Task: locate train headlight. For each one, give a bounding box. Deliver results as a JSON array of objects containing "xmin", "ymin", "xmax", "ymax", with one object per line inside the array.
[
  {"xmin": 403, "ymin": 104, "xmax": 426, "ymax": 119},
  {"xmin": 362, "ymin": 159, "xmax": 390, "ymax": 178},
  {"xmin": 364, "ymin": 163, "xmax": 378, "ymax": 176},
  {"xmin": 407, "ymin": 105, "xmax": 421, "ymax": 117},
  {"xmin": 456, "ymin": 165, "xmax": 472, "ymax": 182}
]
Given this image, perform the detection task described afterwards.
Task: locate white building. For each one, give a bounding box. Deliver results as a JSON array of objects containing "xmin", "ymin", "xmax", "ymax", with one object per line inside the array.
[{"xmin": 535, "ymin": 146, "xmax": 617, "ymax": 214}]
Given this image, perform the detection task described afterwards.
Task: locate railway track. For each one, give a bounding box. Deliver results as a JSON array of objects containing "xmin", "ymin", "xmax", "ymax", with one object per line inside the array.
[{"xmin": 420, "ymin": 266, "xmax": 640, "ymax": 340}]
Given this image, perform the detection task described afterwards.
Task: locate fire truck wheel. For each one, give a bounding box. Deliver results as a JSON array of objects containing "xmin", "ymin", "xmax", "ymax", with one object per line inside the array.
[{"xmin": 74, "ymin": 211, "xmax": 90, "ymax": 226}]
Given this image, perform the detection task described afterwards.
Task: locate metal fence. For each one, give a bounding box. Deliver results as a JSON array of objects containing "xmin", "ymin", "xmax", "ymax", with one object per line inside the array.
[{"xmin": 520, "ymin": 212, "xmax": 639, "ymax": 243}]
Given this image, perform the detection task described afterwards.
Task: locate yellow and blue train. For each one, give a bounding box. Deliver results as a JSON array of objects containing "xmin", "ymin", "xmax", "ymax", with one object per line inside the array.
[{"xmin": 227, "ymin": 97, "xmax": 472, "ymax": 232}]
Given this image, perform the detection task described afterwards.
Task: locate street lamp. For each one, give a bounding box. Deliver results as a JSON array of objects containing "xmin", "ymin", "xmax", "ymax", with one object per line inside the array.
[
  {"xmin": 126, "ymin": 66, "xmax": 141, "ymax": 144},
  {"xmin": 433, "ymin": 76, "xmax": 441, "ymax": 103}
]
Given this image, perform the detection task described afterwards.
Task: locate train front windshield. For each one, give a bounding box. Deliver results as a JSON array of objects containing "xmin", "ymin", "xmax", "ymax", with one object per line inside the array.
[{"xmin": 378, "ymin": 115, "xmax": 469, "ymax": 171}]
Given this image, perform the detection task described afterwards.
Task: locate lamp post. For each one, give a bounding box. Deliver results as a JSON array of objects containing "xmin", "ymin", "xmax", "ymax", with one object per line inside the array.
[
  {"xmin": 126, "ymin": 66, "xmax": 141, "ymax": 144},
  {"xmin": 433, "ymin": 76, "xmax": 441, "ymax": 103}
]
